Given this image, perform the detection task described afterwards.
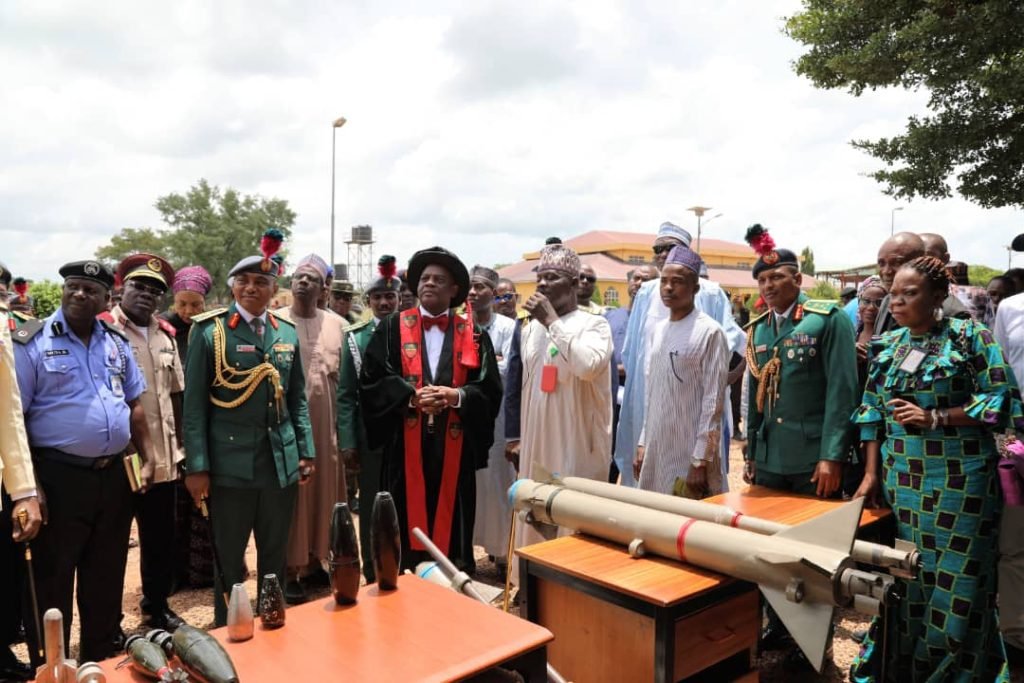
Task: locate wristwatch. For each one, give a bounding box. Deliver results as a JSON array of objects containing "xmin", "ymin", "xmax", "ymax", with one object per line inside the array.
[{"xmin": 690, "ymin": 457, "xmax": 707, "ymax": 468}]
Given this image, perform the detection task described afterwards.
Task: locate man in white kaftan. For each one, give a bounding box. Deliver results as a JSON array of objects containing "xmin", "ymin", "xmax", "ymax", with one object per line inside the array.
[
  {"xmin": 638, "ymin": 309, "xmax": 728, "ymax": 496},
  {"xmin": 514, "ymin": 245, "xmax": 613, "ymax": 558}
]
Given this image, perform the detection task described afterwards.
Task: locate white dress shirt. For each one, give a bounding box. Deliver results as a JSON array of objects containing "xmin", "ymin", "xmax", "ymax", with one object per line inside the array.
[{"xmin": 995, "ymin": 292, "xmax": 1024, "ymax": 387}]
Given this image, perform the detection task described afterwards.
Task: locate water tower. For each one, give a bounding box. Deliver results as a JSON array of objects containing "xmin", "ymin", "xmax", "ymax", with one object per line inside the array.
[{"xmin": 346, "ymin": 225, "xmax": 374, "ymax": 291}]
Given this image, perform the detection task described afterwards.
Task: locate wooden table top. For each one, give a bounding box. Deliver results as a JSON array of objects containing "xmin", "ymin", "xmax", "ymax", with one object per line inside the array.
[
  {"xmin": 88, "ymin": 576, "xmax": 552, "ymax": 683},
  {"xmin": 517, "ymin": 485, "xmax": 891, "ymax": 608}
]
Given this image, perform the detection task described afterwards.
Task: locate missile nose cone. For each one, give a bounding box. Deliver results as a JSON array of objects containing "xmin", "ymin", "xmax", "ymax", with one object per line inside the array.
[
  {"xmin": 370, "ymin": 492, "xmax": 401, "ymax": 591},
  {"xmin": 258, "ymin": 574, "xmax": 287, "ymax": 629},
  {"xmin": 329, "ymin": 502, "xmax": 361, "ymax": 604},
  {"xmin": 172, "ymin": 624, "xmax": 240, "ymax": 683},
  {"xmin": 227, "ymin": 583, "xmax": 255, "ymax": 642}
]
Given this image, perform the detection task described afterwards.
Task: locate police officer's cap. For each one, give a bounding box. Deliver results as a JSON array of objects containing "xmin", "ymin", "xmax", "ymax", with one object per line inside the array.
[
  {"xmin": 0, "ymin": 262, "xmax": 10, "ymax": 288},
  {"xmin": 118, "ymin": 253, "xmax": 175, "ymax": 292},
  {"xmin": 59, "ymin": 260, "xmax": 115, "ymax": 289}
]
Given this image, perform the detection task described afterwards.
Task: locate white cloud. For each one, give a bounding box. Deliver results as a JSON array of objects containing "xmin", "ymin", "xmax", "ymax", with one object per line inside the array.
[{"xmin": 1, "ymin": 0, "xmax": 1020, "ymax": 285}]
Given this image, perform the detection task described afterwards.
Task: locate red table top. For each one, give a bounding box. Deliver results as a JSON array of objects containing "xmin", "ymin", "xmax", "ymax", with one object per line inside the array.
[{"xmin": 84, "ymin": 575, "xmax": 551, "ymax": 683}]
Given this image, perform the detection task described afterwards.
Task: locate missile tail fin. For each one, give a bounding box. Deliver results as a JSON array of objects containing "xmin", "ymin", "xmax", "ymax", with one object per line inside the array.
[
  {"xmin": 761, "ymin": 585, "xmax": 834, "ymax": 673},
  {"xmin": 775, "ymin": 497, "xmax": 865, "ymax": 556}
]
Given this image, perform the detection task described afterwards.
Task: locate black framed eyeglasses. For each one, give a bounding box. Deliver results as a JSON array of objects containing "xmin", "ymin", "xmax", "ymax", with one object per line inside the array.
[
  {"xmin": 579, "ymin": 275, "xmax": 597, "ymax": 284},
  {"xmin": 859, "ymin": 295, "xmax": 885, "ymax": 308},
  {"xmin": 127, "ymin": 279, "xmax": 165, "ymax": 297},
  {"xmin": 652, "ymin": 244, "xmax": 674, "ymax": 255}
]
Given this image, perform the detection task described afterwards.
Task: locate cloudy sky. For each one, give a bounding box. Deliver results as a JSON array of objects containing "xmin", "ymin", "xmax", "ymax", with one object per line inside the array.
[{"xmin": 3, "ymin": 0, "xmax": 1021, "ymax": 283}]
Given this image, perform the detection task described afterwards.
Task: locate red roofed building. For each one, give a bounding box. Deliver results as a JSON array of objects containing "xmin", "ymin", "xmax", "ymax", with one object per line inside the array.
[{"xmin": 497, "ymin": 230, "xmax": 817, "ymax": 307}]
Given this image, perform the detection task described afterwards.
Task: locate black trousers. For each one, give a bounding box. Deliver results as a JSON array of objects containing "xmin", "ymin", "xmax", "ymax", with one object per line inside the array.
[
  {"xmin": 134, "ymin": 480, "xmax": 177, "ymax": 612},
  {"xmin": 0, "ymin": 490, "xmax": 24, "ymax": 652},
  {"xmin": 25, "ymin": 458, "xmax": 133, "ymax": 666}
]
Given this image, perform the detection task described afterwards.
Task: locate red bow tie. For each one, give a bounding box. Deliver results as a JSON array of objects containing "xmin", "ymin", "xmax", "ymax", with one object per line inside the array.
[{"xmin": 422, "ymin": 314, "xmax": 449, "ymax": 332}]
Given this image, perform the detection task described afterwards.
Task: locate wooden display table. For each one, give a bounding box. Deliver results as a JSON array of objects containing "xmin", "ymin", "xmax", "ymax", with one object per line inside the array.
[
  {"xmin": 89, "ymin": 575, "xmax": 552, "ymax": 682},
  {"xmin": 516, "ymin": 485, "xmax": 891, "ymax": 683}
]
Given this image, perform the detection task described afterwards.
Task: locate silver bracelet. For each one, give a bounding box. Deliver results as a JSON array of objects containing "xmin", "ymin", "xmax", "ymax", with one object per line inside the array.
[{"xmin": 930, "ymin": 408, "xmax": 939, "ymax": 430}]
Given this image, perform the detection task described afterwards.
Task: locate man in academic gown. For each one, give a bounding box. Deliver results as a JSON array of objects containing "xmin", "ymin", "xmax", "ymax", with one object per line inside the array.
[{"xmin": 360, "ymin": 247, "xmax": 502, "ymax": 572}]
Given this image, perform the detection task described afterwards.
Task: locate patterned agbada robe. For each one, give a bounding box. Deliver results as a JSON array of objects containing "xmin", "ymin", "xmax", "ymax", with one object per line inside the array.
[
  {"xmin": 851, "ymin": 318, "xmax": 1023, "ymax": 682},
  {"xmin": 275, "ymin": 307, "xmax": 348, "ymax": 569}
]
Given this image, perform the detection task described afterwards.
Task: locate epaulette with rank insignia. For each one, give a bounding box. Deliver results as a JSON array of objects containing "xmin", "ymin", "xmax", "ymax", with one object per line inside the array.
[
  {"xmin": 345, "ymin": 319, "xmax": 370, "ymax": 333},
  {"xmin": 744, "ymin": 310, "xmax": 770, "ymax": 330},
  {"xmin": 99, "ymin": 318, "xmax": 129, "ymax": 341},
  {"xmin": 11, "ymin": 310, "xmax": 34, "ymax": 323},
  {"xmin": 802, "ymin": 299, "xmax": 839, "ymax": 316},
  {"xmin": 269, "ymin": 311, "xmax": 292, "ymax": 328},
  {"xmin": 189, "ymin": 307, "xmax": 228, "ymax": 325},
  {"xmin": 157, "ymin": 317, "xmax": 177, "ymax": 337},
  {"xmin": 10, "ymin": 318, "xmax": 44, "ymax": 344}
]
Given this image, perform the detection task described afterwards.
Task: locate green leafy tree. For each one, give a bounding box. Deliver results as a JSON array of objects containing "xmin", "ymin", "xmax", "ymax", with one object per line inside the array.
[
  {"xmin": 800, "ymin": 247, "xmax": 816, "ymax": 276},
  {"xmin": 785, "ymin": 2, "xmax": 1024, "ymax": 208},
  {"xmin": 808, "ymin": 280, "xmax": 838, "ymax": 300},
  {"xmin": 968, "ymin": 264, "xmax": 1002, "ymax": 287},
  {"xmin": 95, "ymin": 179, "xmax": 297, "ymax": 301},
  {"xmin": 28, "ymin": 280, "xmax": 63, "ymax": 319}
]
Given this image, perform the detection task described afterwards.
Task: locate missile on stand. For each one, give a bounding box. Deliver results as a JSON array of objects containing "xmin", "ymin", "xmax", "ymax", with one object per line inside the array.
[
  {"xmin": 509, "ymin": 479, "xmax": 901, "ymax": 673},
  {"xmin": 538, "ymin": 467, "xmax": 920, "ymax": 577}
]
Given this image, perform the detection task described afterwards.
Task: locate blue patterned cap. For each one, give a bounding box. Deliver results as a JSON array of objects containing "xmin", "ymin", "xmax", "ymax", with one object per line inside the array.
[
  {"xmin": 665, "ymin": 245, "xmax": 703, "ymax": 275},
  {"xmin": 657, "ymin": 222, "xmax": 692, "ymax": 247}
]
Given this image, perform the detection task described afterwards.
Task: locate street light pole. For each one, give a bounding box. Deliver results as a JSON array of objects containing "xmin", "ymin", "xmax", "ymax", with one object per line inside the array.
[
  {"xmin": 330, "ymin": 116, "xmax": 347, "ymax": 268},
  {"xmin": 687, "ymin": 206, "xmax": 718, "ymax": 254},
  {"xmin": 890, "ymin": 206, "xmax": 904, "ymax": 236}
]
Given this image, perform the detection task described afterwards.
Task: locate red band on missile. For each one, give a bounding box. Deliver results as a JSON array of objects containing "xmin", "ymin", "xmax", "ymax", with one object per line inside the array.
[
  {"xmin": 676, "ymin": 519, "xmax": 697, "ymax": 563},
  {"xmin": 730, "ymin": 512, "xmax": 743, "ymax": 527}
]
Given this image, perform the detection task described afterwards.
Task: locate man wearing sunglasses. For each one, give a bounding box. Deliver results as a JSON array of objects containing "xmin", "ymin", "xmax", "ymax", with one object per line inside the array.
[
  {"xmin": 329, "ymin": 279, "xmax": 358, "ymax": 324},
  {"xmin": 616, "ymin": 222, "xmax": 745, "ymax": 487},
  {"xmin": 110, "ymin": 254, "xmax": 187, "ymax": 631},
  {"xmin": 494, "ymin": 278, "xmax": 522, "ymax": 320},
  {"xmin": 577, "ymin": 264, "xmax": 606, "ymax": 315}
]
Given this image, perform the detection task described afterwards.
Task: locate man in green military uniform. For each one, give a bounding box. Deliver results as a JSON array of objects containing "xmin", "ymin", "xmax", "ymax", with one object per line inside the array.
[
  {"xmin": 337, "ymin": 255, "xmax": 400, "ymax": 583},
  {"xmin": 183, "ymin": 234, "xmax": 315, "ymax": 625},
  {"xmin": 329, "ymin": 279, "xmax": 358, "ymax": 324},
  {"xmin": 743, "ymin": 224, "xmax": 858, "ymax": 497},
  {"xmin": 742, "ymin": 224, "xmax": 859, "ymax": 661}
]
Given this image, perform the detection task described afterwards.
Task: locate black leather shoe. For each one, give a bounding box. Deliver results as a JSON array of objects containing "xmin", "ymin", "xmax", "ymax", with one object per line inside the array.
[
  {"xmin": 0, "ymin": 648, "xmax": 32, "ymax": 682},
  {"xmin": 284, "ymin": 579, "xmax": 308, "ymax": 605},
  {"xmin": 142, "ymin": 606, "xmax": 185, "ymax": 631}
]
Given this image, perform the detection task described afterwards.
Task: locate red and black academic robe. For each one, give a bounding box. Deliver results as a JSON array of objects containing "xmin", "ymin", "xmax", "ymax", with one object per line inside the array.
[{"xmin": 360, "ymin": 309, "xmax": 502, "ymax": 572}]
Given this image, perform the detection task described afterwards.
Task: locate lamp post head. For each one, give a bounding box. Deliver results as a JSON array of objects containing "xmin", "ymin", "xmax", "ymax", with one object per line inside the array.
[
  {"xmin": 333, "ymin": 116, "xmax": 348, "ymax": 128},
  {"xmin": 687, "ymin": 206, "xmax": 712, "ymax": 217}
]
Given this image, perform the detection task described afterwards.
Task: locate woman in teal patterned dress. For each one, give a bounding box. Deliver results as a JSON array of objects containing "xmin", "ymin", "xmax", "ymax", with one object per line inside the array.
[{"xmin": 851, "ymin": 256, "xmax": 1022, "ymax": 682}]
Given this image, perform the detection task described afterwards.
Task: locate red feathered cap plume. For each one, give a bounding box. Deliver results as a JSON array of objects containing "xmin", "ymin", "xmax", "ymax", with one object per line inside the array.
[
  {"xmin": 378, "ymin": 254, "xmax": 397, "ymax": 280},
  {"xmin": 260, "ymin": 228, "xmax": 285, "ymax": 274},
  {"xmin": 744, "ymin": 224, "xmax": 775, "ymax": 257}
]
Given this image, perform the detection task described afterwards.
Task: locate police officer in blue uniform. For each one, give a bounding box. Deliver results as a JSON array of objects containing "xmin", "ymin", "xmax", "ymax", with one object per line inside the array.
[{"xmin": 12, "ymin": 260, "xmax": 157, "ymax": 666}]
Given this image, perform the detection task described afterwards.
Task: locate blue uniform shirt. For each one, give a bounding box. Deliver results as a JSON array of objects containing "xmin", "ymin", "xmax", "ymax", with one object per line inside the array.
[{"xmin": 15, "ymin": 308, "xmax": 146, "ymax": 457}]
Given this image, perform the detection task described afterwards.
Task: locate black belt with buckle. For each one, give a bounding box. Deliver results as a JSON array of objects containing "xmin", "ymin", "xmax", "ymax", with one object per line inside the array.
[{"xmin": 34, "ymin": 447, "xmax": 122, "ymax": 470}]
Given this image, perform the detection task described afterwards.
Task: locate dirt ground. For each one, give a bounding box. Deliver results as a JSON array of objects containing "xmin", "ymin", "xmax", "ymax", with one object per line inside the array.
[{"xmin": 15, "ymin": 439, "xmax": 1024, "ymax": 682}]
